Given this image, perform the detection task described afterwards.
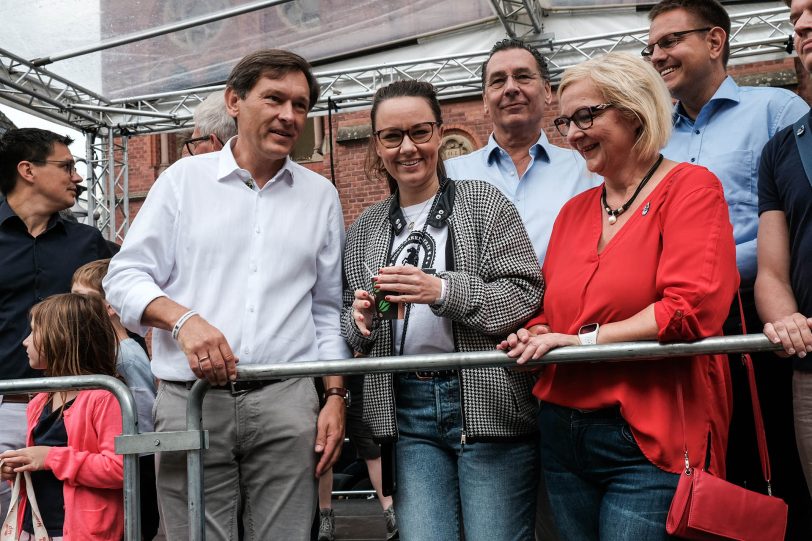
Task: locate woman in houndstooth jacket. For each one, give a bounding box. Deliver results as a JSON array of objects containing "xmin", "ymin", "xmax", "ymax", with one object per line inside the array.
[{"xmin": 341, "ymin": 80, "xmax": 543, "ymax": 541}]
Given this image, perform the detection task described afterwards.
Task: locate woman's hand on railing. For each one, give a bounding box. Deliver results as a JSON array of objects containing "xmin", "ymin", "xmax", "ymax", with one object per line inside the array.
[
  {"xmin": 352, "ymin": 289, "xmax": 376, "ymax": 336},
  {"xmin": 763, "ymin": 313, "xmax": 812, "ymax": 359},
  {"xmin": 496, "ymin": 324, "xmax": 551, "ymax": 351},
  {"xmin": 498, "ymin": 327, "xmax": 579, "ymax": 364}
]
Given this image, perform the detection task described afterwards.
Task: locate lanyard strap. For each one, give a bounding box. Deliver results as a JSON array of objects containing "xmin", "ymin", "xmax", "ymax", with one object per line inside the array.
[{"xmin": 397, "ymin": 191, "xmax": 441, "ymax": 356}]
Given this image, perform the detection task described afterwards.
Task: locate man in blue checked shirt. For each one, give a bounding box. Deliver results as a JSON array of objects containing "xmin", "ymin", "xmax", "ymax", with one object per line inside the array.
[{"xmin": 647, "ymin": 1, "xmax": 812, "ymax": 537}]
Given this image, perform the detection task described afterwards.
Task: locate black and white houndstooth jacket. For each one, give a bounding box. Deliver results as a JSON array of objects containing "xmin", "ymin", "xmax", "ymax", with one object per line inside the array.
[{"xmin": 341, "ymin": 178, "xmax": 544, "ymax": 442}]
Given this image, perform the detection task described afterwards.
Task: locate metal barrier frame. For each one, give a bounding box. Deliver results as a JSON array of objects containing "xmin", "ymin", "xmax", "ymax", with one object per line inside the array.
[
  {"xmin": 183, "ymin": 333, "xmax": 781, "ymax": 541},
  {"xmin": 0, "ymin": 334, "xmax": 783, "ymax": 540},
  {"xmin": 0, "ymin": 375, "xmax": 141, "ymax": 540}
]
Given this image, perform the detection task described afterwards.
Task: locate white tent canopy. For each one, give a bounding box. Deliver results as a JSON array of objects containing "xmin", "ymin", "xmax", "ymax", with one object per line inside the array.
[{"xmin": 0, "ymin": 0, "xmax": 793, "ymax": 240}]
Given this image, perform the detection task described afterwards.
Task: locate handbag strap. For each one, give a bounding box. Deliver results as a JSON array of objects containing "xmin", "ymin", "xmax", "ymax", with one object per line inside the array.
[
  {"xmin": 0, "ymin": 461, "xmax": 49, "ymax": 540},
  {"xmin": 736, "ymin": 291, "xmax": 774, "ymax": 492},
  {"xmin": 793, "ymin": 111, "xmax": 812, "ymax": 191},
  {"xmin": 674, "ymin": 291, "xmax": 774, "ymax": 492}
]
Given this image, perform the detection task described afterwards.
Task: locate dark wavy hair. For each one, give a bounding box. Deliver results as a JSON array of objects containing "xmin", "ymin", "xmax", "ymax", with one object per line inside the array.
[{"xmin": 364, "ymin": 80, "xmax": 446, "ymax": 194}]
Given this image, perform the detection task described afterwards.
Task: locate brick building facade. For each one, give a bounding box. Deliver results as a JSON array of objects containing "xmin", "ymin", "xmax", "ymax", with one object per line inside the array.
[{"xmin": 120, "ymin": 56, "xmax": 811, "ymax": 230}]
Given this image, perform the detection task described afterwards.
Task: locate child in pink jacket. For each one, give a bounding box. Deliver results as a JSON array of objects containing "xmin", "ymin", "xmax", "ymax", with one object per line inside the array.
[{"xmin": 0, "ymin": 293, "xmax": 124, "ymax": 540}]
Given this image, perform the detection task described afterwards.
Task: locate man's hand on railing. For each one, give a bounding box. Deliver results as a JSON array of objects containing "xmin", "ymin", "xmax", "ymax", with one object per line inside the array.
[
  {"xmin": 763, "ymin": 313, "xmax": 812, "ymax": 359},
  {"xmin": 177, "ymin": 315, "xmax": 239, "ymax": 385}
]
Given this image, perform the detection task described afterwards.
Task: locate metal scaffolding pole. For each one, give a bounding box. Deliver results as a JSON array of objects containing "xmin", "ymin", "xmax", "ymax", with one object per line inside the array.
[{"xmin": 30, "ymin": 0, "xmax": 296, "ymax": 67}]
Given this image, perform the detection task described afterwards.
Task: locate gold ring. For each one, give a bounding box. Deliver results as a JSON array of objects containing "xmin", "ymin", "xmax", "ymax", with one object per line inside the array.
[{"xmin": 198, "ymin": 355, "xmax": 211, "ymax": 362}]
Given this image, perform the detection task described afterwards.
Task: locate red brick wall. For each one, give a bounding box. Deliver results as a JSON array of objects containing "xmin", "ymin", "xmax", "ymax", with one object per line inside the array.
[{"xmin": 121, "ymin": 57, "xmax": 810, "ymax": 231}]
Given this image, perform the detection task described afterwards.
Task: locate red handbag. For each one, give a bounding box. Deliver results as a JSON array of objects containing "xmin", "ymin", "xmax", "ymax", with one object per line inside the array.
[{"xmin": 666, "ymin": 294, "xmax": 788, "ymax": 540}]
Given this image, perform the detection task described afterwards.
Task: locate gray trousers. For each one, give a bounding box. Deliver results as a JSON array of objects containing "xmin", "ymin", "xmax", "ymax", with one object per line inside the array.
[
  {"xmin": 0, "ymin": 401, "xmax": 27, "ymax": 521},
  {"xmin": 154, "ymin": 378, "xmax": 319, "ymax": 540}
]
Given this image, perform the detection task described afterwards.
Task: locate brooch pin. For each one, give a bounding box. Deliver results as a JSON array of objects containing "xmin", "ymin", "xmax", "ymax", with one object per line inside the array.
[{"xmin": 641, "ymin": 201, "xmax": 650, "ymax": 216}]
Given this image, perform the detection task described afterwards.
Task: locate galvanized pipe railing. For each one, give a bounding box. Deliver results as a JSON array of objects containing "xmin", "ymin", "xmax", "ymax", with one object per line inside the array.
[
  {"xmin": 0, "ymin": 375, "xmax": 140, "ymax": 540},
  {"xmin": 185, "ymin": 333, "xmax": 783, "ymax": 540}
]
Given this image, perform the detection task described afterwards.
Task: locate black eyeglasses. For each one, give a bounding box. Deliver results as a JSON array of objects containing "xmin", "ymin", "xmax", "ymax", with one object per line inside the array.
[
  {"xmin": 553, "ymin": 103, "xmax": 613, "ymax": 137},
  {"xmin": 486, "ymin": 72, "xmax": 541, "ymax": 90},
  {"xmin": 29, "ymin": 159, "xmax": 78, "ymax": 175},
  {"xmin": 183, "ymin": 134, "xmax": 225, "ymax": 155},
  {"xmin": 374, "ymin": 122, "xmax": 440, "ymax": 149},
  {"xmin": 641, "ymin": 27, "xmax": 713, "ymax": 58}
]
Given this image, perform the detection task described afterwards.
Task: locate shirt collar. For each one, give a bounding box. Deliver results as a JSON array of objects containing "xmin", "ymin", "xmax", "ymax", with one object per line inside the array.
[
  {"xmin": 216, "ymin": 136, "xmax": 294, "ymax": 188},
  {"xmin": 485, "ymin": 131, "xmax": 551, "ymax": 165},
  {"xmin": 673, "ymin": 76, "xmax": 740, "ymax": 125},
  {"xmin": 0, "ymin": 199, "xmax": 64, "ymax": 233}
]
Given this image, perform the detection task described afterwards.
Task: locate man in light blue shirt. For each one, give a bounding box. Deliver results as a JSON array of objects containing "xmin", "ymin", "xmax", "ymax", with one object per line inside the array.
[
  {"xmin": 445, "ymin": 39, "xmax": 598, "ymax": 264},
  {"xmin": 647, "ymin": 0, "xmax": 807, "ymax": 288},
  {"xmin": 647, "ymin": 1, "xmax": 812, "ymax": 534}
]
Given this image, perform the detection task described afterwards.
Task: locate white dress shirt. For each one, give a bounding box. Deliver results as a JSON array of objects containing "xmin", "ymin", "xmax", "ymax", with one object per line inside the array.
[{"xmin": 104, "ymin": 139, "xmax": 350, "ymax": 381}]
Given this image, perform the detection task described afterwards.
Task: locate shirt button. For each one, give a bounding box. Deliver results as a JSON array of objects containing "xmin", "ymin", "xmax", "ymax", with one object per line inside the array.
[
  {"xmin": 244, "ymin": 347, "xmax": 250, "ymax": 354},
  {"xmin": 690, "ymin": 158, "xmax": 695, "ymax": 163},
  {"xmin": 248, "ymin": 306, "xmax": 255, "ymax": 313},
  {"xmin": 255, "ymin": 226, "xmax": 261, "ymax": 234},
  {"xmin": 250, "ymin": 263, "xmax": 257, "ymax": 272},
  {"xmin": 675, "ymin": 310, "xmax": 684, "ymax": 318},
  {"xmin": 695, "ymin": 130, "xmax": 700, "ymax": 135}
]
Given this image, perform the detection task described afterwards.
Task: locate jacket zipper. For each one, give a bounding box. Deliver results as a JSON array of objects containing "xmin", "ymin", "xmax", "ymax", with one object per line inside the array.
[{"xmin": 447, "ymin": 225, "xmax": 468, "ymax": 453}]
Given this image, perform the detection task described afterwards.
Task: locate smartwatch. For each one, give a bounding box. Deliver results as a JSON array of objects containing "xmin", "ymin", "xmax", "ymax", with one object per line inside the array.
[
  {"xmin": 578, "ymin": 323, "xmax": 600, "ymax": 345},
  {"xmin": 324, "ymin": 387, "xmax": 351, "ymax": 407}
]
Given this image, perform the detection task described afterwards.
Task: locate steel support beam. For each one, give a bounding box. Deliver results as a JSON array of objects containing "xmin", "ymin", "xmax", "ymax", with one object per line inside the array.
[
  {"xmin": 85, "ymin": 130, "xmax": 128, "ymax": 241},
  {"xmin": 30, "ymin": 0, "xmax": 296, "ymax": 67},
  {"xmin": 0, "ymin": 48, "xmax": 108, "ymax": 130},
  {"xmin": 96, "ymin": 6, "xmax": 793, "ymax": 135},
  {"xmin": 0, "ymin": 6, "xmax": 795, "ymax": 137},
  {"xmin": 489, "ymin": 0, "xmax": 547, "ymax": 40}
]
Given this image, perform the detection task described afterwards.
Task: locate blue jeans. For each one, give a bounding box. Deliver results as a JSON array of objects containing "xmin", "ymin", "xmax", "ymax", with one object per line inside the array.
[
  {"xmin": 393, "ymin": 374, "xmax": 538, "ymax": 541},
  {"xmin": 539, "ymin": 402, "xmax": 679, "ymax": 541}
]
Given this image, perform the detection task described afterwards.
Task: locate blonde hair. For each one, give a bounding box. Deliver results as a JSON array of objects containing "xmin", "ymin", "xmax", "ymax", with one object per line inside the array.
[
  {"xmin": 558, "ymin": 53, "xmax": 673, "ymax": 162},
  {"xmin": 72, "ymin": 258, "xmax": 110, "ymax": 297}
]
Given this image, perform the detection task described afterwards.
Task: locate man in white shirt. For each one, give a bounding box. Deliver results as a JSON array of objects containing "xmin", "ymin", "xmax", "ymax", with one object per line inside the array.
[{"xmin": 104, "ymin": 49, "xmax": 349, "ymax": 540}]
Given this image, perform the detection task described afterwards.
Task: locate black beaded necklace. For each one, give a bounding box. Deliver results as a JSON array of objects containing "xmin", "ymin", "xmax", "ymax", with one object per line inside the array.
[{"xmin": 601, "ymin": 153, "xmax": 664, "ymax": 225}]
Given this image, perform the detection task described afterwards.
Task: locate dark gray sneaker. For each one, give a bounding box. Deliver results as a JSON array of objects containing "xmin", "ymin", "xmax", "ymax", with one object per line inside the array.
[
  {"xmin": 383, "ymin": 505, "xmax": 399, "ymax": 540},
  {"xmin": 318, "ymin": 508, "xmax": 335, "ymax": 541}
]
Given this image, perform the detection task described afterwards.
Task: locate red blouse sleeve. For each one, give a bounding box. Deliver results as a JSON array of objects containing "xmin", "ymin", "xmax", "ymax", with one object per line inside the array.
[{"xmin": 654, "ymin": 171, "xmax": 739, "ymax": 342}]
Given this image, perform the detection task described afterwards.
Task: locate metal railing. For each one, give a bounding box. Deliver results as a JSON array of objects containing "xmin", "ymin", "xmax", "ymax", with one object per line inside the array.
[
  {"xmin": 0, "ymin": 375, "xmax": 141, "ymax": 540},
  {"xmin": 183, "ymin": 333, "xmax": 781, "ymax": 540},
  {"xmin": 0, "ymin": 333, "xmax": 785, "ymax": 540}
]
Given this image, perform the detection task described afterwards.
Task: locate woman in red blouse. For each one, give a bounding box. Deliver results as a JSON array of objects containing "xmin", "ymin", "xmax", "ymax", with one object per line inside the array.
[{"xmin": 500, "ymin": 53, "xmax": 739, "ymax": 540}]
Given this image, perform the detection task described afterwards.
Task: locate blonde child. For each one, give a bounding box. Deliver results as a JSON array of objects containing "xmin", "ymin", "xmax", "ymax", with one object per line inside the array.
[
  {"xmin": 71, "ymin": 259, "xmax": 155, "ymax": 432},
  {"xmin": 0, "ymin": 293, "xmax": 124, "ymax": 540},
  {"xmin": 71, "ymin": 259, "xmax": 159, "ymax": 540}
]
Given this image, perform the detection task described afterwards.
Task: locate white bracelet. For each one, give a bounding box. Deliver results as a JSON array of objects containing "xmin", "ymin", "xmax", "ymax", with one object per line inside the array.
[
  {"xmin": 434, "ymin": 278, "xmax": 448, "ymax": 306},
  {"xmin": 172, "ymin": 310, "xmax": 198, "ymax": 340}
]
